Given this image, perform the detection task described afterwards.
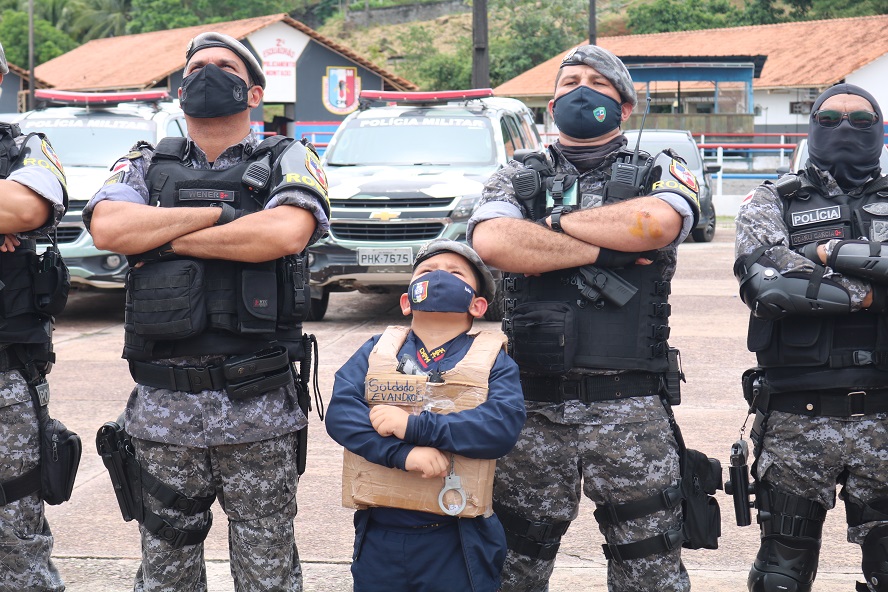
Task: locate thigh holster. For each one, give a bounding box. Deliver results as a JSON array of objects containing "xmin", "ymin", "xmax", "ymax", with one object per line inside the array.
[
  {"xmin": 748, "ymin": 482, "xmax": 826, "ymax": 592},
  {"xmin": 97, "ymin": 421, "xmax": 215, "ymax": 549},
  {"xmin": 494, "ymin": 501, "xmax": 571, "ymax": 561}
]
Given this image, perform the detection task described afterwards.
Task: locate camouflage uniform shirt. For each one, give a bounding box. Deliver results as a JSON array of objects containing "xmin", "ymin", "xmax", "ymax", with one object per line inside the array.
[
  {"xmin": 467, "ymin": 141, "xmax": 695, "ymax": 426},
  {"xmin": 84, "ymin": 132, "xmax": 330, "ymax": 448}
]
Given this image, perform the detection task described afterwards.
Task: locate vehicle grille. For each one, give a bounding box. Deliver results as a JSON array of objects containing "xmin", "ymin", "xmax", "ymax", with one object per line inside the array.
[
  {"xmin": 330, "ymin": 223, "xmax": 444, "ymax": 241},
  {"xmin": 36, "ymin": 226, "xmax": 83, "ymax": 245},
  {"xmin": 331, "ymin": 195, "xmax": 454, "ymax": 208}
]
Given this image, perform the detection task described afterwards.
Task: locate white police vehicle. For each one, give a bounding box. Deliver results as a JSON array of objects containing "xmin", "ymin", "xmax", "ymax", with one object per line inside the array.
[
  {"xmin": 15, "ymin": 89, "xmax": 186, "ymax": 288},
  {"xmin": 311, "ymin": 89, "xmax": 544, "ymax": 320}
]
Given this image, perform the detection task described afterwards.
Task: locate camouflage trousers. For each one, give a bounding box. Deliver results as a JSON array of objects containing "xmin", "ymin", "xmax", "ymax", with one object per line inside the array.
[
  {"xmin": 754, "ymin": 411, "xmax": 888, "ymax": 567},
  {"xmin": 131, "ymin": 431, "xmax": 302, "ymax": 592},
  {"xmin": 0, "ymin": 395, "xmax": 64, "ymax": 592},
  {"xmin": 494, "ymin": 405, "xmax": 688, "ymax": 592}
]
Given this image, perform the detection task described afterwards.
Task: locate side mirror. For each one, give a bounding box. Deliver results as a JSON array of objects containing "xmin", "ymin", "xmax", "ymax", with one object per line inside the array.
[{"xmin": 704, "ymin": 164, "xmax": 721, "ymax": 175}]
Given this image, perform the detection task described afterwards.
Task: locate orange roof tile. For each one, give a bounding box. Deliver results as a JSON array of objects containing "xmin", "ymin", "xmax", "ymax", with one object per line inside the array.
[
  {"xmin": 495, "ymin": 15, "xmax": 888, "ymax": 98},
  {"xmin": 36, "ymin": 13, "xmax": 416, "ymax": 92}
]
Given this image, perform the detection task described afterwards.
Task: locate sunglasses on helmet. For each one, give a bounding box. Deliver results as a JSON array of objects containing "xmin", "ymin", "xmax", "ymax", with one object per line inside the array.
[{"xmin": 812, "ymin": 109, "xmax": 881, "ymax": 129}]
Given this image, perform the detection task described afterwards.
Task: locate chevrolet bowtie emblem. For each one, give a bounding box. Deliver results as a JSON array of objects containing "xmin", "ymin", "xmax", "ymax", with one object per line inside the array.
[{"xmin": 369, "ymin": 209, "xmax": 401, "ymax": 222}]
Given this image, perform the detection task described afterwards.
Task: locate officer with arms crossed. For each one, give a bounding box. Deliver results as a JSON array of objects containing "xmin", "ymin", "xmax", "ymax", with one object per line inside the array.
[
  {"xmin": 735, "ymin": 83, "xmax": 888, "ymax": 592},
  {"xmin": 470, "ymin": 45, "xmax": 702, "ymax": 592},
  {"xmin": 86, "ymin": 32, "xmax": 329, "ymax": 591},
  {"xmin": 0, "ymin": 42, "xmax": 72, "ymax": 592}
]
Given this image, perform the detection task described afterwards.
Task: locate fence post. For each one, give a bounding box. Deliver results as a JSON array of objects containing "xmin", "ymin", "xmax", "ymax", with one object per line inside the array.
[
  {"xmin": 780, "ymin": 134, "xmax": 785, "ymax": 168},
  {"xmin": 717, "ymin": 146, "xmax": 724, "ymax": 199}
]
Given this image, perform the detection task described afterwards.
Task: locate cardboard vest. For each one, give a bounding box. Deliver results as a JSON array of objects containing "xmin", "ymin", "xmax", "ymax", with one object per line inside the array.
[{"xmin": 341, "ymin": 326, "xmax": 506, "ymax": 518}]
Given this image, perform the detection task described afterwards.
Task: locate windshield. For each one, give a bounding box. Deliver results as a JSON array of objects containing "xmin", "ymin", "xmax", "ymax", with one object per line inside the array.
[
  {"xmin": 623, "ymin": 132, "xmax": 703, "ymax": 171},
  {"xmin": 18, "ymin": 116, "xmax": 156, "ymax": 167},
  {"xmin": 326, "ymin": 115, "xmax": 496, "ymax": 166}
]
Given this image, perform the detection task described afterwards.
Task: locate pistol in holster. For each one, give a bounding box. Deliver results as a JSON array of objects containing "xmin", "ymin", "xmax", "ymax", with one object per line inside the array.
[{"xmin": 96, "ymin": 421, "xmax": 143, "ymax": 523}]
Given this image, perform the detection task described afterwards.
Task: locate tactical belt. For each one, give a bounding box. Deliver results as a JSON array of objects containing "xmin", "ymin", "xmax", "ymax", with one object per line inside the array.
[
  {"xmin": 520, "ymin": 372, "xmax": 662, "ymax": 404},
  {"xmin": 763, "ymin": 389, "xmax": 888, "ymax": 418},
  {"xmin": 129, "ymin": 347, "xmax": 291, "ymax": 399},
  {"xmin": 0, "ymin": 468, "xmax": 40, "ymax": 506}
]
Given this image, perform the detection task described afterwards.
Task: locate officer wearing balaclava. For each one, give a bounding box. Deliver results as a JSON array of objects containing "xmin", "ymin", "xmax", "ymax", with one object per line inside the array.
[{"xmin": 734, "ymin": 83, "xmax": 888, "ymax": 592}]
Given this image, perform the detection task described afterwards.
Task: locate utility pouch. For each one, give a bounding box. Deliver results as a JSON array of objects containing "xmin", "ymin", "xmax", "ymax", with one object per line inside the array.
[
  {"xmin": 664, "ymin": 347, "xmax": 685, "ymax": 406},
  {"xmin": 39, "ymin": 409, "xmax": 81, "ymax": 506},
  {"xmin": 278, "ymin": 255, "xmax": 308, "ymax": 323},
  {"xmin": 237, "ymin": 263, "xmax": 278, "ymax": 333},
  {"xmin": 680, "ymin": 447, "xmax": 722, "ymax": 550},
  {"xmin": 508, "ymin": 302, "xmax": 577, "ymax": 374},
  {"xmin": 741, "ymin": 368, "xmax": 768, "ymax": 411},
  {"xmin": 33, "ymin": 249, "xmax": 70, "ymax": 316},
  {"xmin": 127, "ymin": 259, "xmax": 206, "ymax": 339}
]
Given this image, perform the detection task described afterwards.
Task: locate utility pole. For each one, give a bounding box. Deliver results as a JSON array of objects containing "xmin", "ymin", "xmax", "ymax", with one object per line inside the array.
[
  {"xmin": 472, "ymin": 0, "xmax": 489, "ymax": 89},
  {"xmin": 589, "ymin": 0, "xmax": 597, "ymax": 45},
  {"xmin": 28, "ymin": 0, "xmax": 35, "ymax": 110}
]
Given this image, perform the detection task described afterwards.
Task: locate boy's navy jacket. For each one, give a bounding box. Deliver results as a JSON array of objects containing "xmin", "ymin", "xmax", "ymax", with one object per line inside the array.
[{"xmin": 326, "ymin": 329, "xmax": 526, "ymax": 590}]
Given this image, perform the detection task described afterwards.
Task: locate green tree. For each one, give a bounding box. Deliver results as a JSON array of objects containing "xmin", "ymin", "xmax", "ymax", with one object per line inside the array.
[
  {"xmin": 628, "ymin": 0, "xmax": 745, "ymax": 33},
  {"xmin": 395, "ymin": 24, "xmax": 472, "ymax": 90},
  {"xmin": 783, "ymin": 0, "xmax": 888, "ymax": 18},
  {"xmin": 489, "ymin": 9, "xmax": 576, "ymax": 87},
  {"xmin": 63, "ymin": 0, "xmax": 131, "ymax": 40},
  {"xmin": 128, "ymin": 0, "xmax": 296, "ymax": 34},
  {"xmin": 0, "ymin": 9, "xmax": 78, "ymax": 66},
  {"xmin": 127, "ymin": 0, "xmax": 199, "ymax": 33}
]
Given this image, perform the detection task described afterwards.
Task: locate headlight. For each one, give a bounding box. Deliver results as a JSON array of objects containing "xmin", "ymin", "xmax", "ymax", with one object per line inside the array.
[
  {"xmin": 450, "ymin": 195, "xmax": 481, "ymax": 222},
  {"xmin": 102, "ymin": 254, "xmax": 122, "ymax": 270}
]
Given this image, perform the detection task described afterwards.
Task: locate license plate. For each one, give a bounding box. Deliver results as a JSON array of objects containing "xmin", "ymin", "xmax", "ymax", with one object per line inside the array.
[{"xmin": 357, "ymin": 248, "xmax": 413, "ymax": 266}]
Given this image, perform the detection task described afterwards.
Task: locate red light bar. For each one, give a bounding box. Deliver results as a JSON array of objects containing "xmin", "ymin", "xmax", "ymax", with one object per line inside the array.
[
  {"xmin": 34, "ymin": 89, "xmax": 171, "ymax": 106},
  {"xmin": 359, "ymin": 89, "xmax": 494, "ymax": 104}
]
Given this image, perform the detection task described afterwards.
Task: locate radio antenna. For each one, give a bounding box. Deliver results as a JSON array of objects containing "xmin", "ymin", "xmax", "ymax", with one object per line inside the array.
[{"xmin": 631, "ymin": 96, "xmax": 652, "ymax": 168}]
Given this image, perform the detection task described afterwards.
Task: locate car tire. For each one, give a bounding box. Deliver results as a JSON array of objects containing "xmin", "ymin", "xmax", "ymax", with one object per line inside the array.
[
  {"xmin": 306, "ymin": 288, "xmax": 330, "ymax": 322},
  {"xmin": 692, "ymin": 202, "xmax": 716, "ymax": 243}
]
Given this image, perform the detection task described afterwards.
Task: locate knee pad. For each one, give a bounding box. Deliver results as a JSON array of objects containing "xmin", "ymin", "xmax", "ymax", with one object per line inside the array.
[
  {"xmin": 748, "ymin": 483, "xmax": 827, "ymax": 592},
  {"xmin": 493, "ymin": 501, "xmax": 570, "ymax": 561},
  {"xmin": 861, "ymin": 524, "xmax": 888, "ymax": 591}
]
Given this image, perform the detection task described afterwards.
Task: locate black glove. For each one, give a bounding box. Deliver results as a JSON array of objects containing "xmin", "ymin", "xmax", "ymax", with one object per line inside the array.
[{"xmin": 596, "ymin": 248, "xmax": 657, "ymax": 268}]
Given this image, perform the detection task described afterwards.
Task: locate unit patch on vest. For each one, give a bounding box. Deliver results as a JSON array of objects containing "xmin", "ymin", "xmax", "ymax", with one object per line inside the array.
[
  {"xmin": 872, "ymin": 220, "xmax": 888, "ymax": 242},
  {"xmin": 791, "ymin": 205, "xmax": 841, "ymax": 227},
  {"xmin": 863, "ymin": 202, "xmax": 888, "ymax": 216},
  {"xmin": 669, "ymin": 160, "xmax": 698, "ymax": 193},
  {"xmin": 651, "ymin": 178, "xmax": 697, "ymax": 202},
  {"xmin": 790, "ymin": 225, "xmax": 845, "ymax": 247},
  {"xmin": 178, "ymin": 189, "xmax": 237, "ymax": 202}
]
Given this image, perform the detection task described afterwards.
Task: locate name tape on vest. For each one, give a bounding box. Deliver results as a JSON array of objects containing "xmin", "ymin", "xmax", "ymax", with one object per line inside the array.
[
  {"xmin": 178, "ymin": 189, "xmax": 237, "ymax": 202},
  {"xmin": 791, "ymin": 205, "xmax": 841, "ymax": 227},
  {"xmin": 790, "ymin": 225, "xmax": 845, "ymax": 246},
  {"xmin": 365, "ymin": 376, "xmax": 426, "ymax": 407}
]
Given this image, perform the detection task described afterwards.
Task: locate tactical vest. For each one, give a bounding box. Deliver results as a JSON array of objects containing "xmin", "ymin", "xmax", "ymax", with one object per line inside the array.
[
  {"xmin": 341, "ymin": 327, "xmax": 506, "ymax": 518},
  {"xmin": 749, "ymin": 172, "xmax": 888, "ymax": 381},
  {"xmin": 123, "ymin": 136, "xmax": 309, "ymax": 362},
  {"xmin": 503, "ymin": 147, "xmax": 681, "ymax": 376},
  {"xmin": 0, "ymin": 125, "xmax": 69, "ymax": 362}
]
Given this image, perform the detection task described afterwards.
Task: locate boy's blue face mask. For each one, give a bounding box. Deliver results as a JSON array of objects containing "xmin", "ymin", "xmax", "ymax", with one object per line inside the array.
[{"xmin": 408, "ymin": 270, "xmax": 476, "ymax": 313}]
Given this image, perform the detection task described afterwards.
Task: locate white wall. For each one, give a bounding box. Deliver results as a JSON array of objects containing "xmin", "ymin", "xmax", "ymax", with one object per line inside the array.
[
  {"xmin": 847, "ymin": 53, "xmax": 888, "ymax": 114},
  {"xmin": 247, "ymin": 22, "xmax": 312, "ymax": 104},
  {"xmin": 752, "ymin": 88, "xmax": 818, "ymax": 128}
]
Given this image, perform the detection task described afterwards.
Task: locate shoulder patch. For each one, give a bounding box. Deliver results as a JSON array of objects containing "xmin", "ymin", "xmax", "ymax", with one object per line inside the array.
[
  {"xmin": 111, "ymin": 158, "xmax": 131, "ymax": 173},
  {"xmin": 669, "ymin": 159, "xmax": 698, "ymax": 193},
  {"xmin": 104, "ymin": 171, "xmax": 124, "ymax": 186},
  {"xmin": 40, "ymin": 139, "xmax": 64, "ymax": 176},
  {"xmin": 126, "ymin": 151, "xmax": 142, "ymax": 160},
  {"xmin": 305, "ymin": 149, "xmax": 328, "ymax": 192},
  {"xmin": 741, "ymin": 189, "xmax": 755, "ymax": 205}
]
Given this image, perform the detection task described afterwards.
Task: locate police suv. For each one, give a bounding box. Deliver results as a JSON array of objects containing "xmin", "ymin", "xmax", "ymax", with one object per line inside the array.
[
  {"xmin": 15, "ymin": 90, "xmax": 186, "ymax": 288},
  {"xmin": 311, "ymin": 89, "xmax": 544, "ymax": 320}
]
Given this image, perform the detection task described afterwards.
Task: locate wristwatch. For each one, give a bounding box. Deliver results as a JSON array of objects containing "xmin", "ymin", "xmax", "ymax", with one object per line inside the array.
[{"xmin": 550, "ymin": 206, "xmax": 573, "ymax": 233}]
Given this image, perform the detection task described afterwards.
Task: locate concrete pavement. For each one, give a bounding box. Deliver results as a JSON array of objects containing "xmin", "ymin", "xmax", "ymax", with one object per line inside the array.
[{"xmin": 42, "ymin": 224, "xmax": 867, "ymax": 591}]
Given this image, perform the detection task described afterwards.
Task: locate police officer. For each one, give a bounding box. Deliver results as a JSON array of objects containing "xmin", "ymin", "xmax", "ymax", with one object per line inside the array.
[
  {"xmin": 86, "ymin": 33, "xmax": 329, "ymax": 591},
  {"xmin": 0, "ymin": 42, "xmax": 70, "ymax": 591},
  {"xmin": 469, "ymin": 45, "xmax": 701, "ymax": 592},
  {"xmin": 735, "ymin": 83, "xmax": 888, "ymax": 592}
]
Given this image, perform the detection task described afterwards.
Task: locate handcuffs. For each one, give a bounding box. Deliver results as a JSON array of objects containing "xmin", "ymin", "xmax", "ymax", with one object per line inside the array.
[{"xmin": 437, "ymin": 454, "xmax": 467, "ymax": 516}]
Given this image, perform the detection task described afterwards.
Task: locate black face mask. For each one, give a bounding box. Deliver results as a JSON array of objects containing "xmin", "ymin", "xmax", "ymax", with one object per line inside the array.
[
  {"xmin": 552, "ymin": 86, "xmax": 622, "ymax": 140},
  {"xmin": 808, "ymin": 83, "xmax": 883, "ymax": 189},
  {"xmin": 180, "ymin": 63, "xmax": 251, "ymax": 119}
]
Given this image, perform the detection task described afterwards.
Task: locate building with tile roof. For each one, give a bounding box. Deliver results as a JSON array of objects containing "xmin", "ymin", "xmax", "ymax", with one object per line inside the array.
[
  {"xmin": 497, "ymin": 15, "xmax": 888, "ymax": 135},
  {"xmin": 0, "ymin": 63, "xmax": 50, "ymax": 114},
  {"xmin": 34, "ymin": 13, "xmax": 417, "ymax": 138}
]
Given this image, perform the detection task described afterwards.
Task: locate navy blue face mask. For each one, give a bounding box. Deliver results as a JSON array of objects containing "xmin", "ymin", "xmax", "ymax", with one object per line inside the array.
[
  {"xmin": 408, "ymin": 270, "xmax": 476, "ymax": 313},
  {"xmin": 180, "ymin": 63, "xmax": 250, "ymax": 119},
  {"xmin": 552, "ymin": 86, "xmax": 622, "ymax": 140}
]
